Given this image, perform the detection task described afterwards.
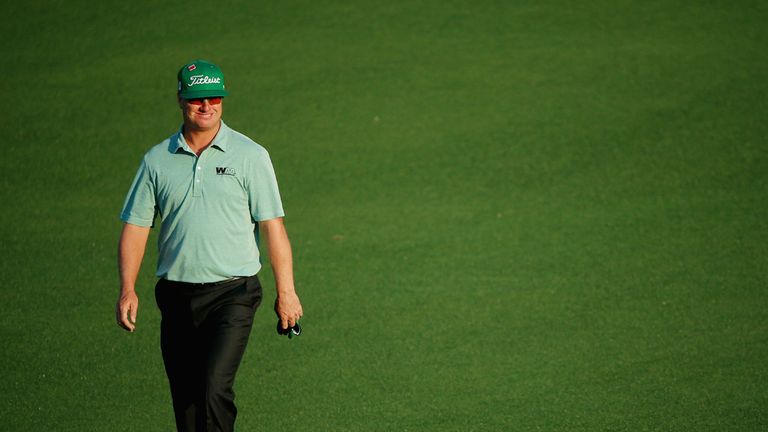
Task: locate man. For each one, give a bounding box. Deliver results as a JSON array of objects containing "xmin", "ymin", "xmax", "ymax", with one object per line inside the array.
[{"xmin": 116, "ymin": 59, "xmax": 303, "ymax": 432}]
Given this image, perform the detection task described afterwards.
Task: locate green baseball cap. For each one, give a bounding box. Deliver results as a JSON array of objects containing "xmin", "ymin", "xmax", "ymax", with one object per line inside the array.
[{"xmin": 177, "ymin": 60, "xmax": 229, "ymax": 99}]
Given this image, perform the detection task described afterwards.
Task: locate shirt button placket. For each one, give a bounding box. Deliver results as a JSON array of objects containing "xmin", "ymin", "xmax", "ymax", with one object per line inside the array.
[{"xmin": 193, "ymin": 158, "xmax": 203, "ymax": 197}]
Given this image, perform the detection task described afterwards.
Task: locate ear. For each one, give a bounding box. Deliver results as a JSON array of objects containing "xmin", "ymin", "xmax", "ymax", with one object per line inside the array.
[{"xmin": 177, "ymin": 94, "xmax": 184, "ymax": 109}]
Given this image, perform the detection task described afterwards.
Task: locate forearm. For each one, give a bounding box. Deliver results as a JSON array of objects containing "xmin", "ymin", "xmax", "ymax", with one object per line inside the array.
[
  {"xmin": 261, "ymin": 217, "xmax": 303, "ymax": 328},
  {"xmin": 266, "ymin": 223, "xmax": 296, "ymax": 295},
  {"xmin": 118, "ymin": 223, "xmax": 151, "ymax": 294}
]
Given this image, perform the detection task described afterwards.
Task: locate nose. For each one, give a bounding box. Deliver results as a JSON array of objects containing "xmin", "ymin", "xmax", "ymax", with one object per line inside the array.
[{"xmin": 199, "ymin": 99, "xmax": 211, "ymax": 111}]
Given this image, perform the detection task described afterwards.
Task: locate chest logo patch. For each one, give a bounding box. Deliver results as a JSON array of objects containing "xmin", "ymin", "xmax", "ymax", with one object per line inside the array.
[{"xmin": 215, "ymin": 167, "xmax": 236, "ymax": 176}]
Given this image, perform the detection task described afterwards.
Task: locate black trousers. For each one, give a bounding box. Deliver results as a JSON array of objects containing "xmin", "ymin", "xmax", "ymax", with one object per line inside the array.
[{"xmin": 155, "ymin": 275, "xmax": 263, "ymax": 432}]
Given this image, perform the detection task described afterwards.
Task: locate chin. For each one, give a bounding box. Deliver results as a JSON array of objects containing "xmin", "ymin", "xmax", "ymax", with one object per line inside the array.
[{"xmin": 193, "ymin": 118, "xmax": 220, "ymax": 130}]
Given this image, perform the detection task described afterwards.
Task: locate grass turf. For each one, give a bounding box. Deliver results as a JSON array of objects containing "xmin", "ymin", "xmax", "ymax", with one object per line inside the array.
[{"xmin": 1, "ymin": 1, "xmax": 767, "ymax": 430}]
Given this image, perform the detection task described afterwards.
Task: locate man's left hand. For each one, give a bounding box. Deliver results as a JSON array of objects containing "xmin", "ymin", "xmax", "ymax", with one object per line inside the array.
[{"xmin": 275, "ymin": 291, "xmax": 303, "ymax": 330}]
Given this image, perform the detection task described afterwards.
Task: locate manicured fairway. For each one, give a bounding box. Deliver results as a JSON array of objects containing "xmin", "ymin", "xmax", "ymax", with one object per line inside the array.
[{"xmin": 2, "ymin": 1, "xmax": 767, "ymax": 430}]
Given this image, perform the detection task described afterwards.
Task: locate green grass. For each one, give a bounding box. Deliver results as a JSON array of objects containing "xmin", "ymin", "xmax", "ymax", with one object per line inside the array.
[{"xmin": 2, "ymin": 0, "xmax": 767, "ymax": 430}]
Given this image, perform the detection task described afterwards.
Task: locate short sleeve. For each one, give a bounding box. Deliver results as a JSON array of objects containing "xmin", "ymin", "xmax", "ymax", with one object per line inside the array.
[
  {"xmin": 120, "ymin": 157, "xmax": 158, "ymax": 227},
  {"xmin": 247, "ymin": 150, "xmax": 285, "ymax": 222}
]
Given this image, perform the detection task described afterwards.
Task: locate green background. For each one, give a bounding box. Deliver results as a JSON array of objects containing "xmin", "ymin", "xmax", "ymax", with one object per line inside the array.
[{"xmin": 2, "ymin": 1, "xmax": 767, "ymax": 430}]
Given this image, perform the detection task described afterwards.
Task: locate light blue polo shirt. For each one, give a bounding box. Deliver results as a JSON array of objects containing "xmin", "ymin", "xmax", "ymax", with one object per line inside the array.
[{"xmin": 120, "ymin": 121, "xmax": 284, "ymax": 283}]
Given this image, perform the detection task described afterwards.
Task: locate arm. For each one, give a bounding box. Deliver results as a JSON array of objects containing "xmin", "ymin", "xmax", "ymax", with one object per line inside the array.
[
  {"xmin": 260, "ymin": 217, "xmax": 303, "ymax": 330},
  {"xmin": 116, "ymin": 222, "xmax": 151, "ymax": 332}
]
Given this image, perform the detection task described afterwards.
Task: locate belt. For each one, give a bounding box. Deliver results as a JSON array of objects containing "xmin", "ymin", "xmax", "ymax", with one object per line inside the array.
[{"xmin": 162, "ymin": 276, "xmax": 245, "ymax": 288}]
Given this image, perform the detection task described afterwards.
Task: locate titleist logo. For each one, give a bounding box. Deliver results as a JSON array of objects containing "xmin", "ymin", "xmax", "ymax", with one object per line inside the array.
[{"xmin": 187, "ymin": 75, "xmax": 221, "ymax": 87}]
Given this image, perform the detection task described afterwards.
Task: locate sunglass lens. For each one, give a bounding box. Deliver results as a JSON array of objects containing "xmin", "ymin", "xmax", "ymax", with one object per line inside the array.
[{"xmin": 187, "ymin": 97, "xmax": 222, "ymax": 105}]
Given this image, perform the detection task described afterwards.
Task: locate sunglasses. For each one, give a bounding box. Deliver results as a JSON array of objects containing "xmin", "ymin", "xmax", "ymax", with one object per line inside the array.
[{"xmin": 186, "ymin": 97, "xmax": 222, "ymax": 106}]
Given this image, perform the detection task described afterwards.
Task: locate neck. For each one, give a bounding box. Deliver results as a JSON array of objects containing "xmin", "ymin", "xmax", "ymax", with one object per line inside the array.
[{"xmin": 183, "ymin": 121, "xmax": 221, "ymax": 156}]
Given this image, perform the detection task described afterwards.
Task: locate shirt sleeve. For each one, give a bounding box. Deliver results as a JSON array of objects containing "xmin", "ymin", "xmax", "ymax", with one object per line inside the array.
[
  {"xmin": 120, "ymin": 156, "xmax": 158, "ymax": 227},
  {"xmin": 247, "ymin": 150, "xmax": 285, "ymax": 222}
]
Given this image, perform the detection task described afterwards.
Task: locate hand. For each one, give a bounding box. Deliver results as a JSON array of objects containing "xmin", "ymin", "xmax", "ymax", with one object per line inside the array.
[
  {"xmin": 116, "ymin": 290, "xmax": 138, "ymax": 332},
  {"xmin": 275, "ymin": 292, "xmax": 303, "ymax": 330}
]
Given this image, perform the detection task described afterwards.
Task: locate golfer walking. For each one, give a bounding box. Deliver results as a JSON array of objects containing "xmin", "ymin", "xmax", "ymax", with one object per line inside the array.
[{"xmin": 116, "ymin": 60, "xmax": 303, "ymax": 432}]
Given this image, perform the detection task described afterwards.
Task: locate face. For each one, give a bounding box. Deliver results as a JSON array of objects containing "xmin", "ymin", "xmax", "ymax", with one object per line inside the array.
[{"xmin": 178, "ymin": 96, "xmax": 223, "ymax": 132}]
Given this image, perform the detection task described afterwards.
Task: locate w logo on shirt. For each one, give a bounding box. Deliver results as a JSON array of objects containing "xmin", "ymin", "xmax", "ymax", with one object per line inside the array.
[{"xmin": 215, "ymin": 167, "xmax": 236, "ymax": 176}]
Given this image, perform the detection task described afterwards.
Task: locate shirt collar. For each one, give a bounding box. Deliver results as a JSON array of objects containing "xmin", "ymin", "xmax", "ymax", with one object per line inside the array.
[{"xmin": 170, "ymin": 120, "xmax": 230, "ymax": 154}]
